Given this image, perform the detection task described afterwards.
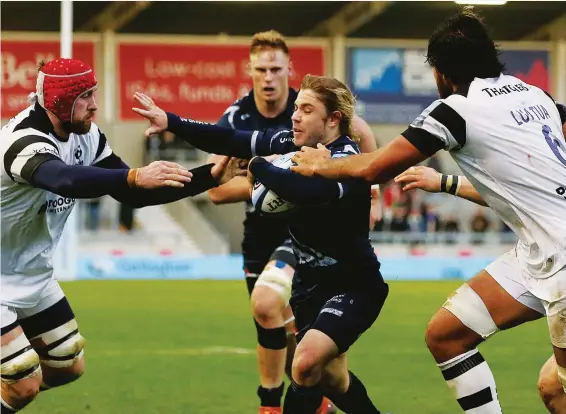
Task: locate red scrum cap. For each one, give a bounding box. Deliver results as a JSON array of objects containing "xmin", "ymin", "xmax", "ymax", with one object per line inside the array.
[{"xmin": 35, "ymin": 58, "xmax": 97, "ymax": 123}]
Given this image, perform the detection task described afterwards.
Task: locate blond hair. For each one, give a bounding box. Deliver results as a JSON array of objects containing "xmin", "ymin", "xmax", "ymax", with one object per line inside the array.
[
  {"xmin": 300, "ymin": 75, "xmax": 358, "ymax": 143},
  {"xmin": 250, "ymin": 30, "xmax": 289, "ymax": 56}
]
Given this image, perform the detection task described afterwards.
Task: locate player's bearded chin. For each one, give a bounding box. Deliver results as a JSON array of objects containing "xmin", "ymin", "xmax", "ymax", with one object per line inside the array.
[{"xmin": 63, "ymin": 118, "xmax": 91, "ymax": 135}]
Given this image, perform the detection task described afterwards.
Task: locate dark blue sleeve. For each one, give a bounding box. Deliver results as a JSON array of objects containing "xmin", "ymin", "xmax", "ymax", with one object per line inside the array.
[
  {"xmin": 249, "ymin": 157, "xmax": 354, "ymax": 205},
  {"xmin": 257, "ymin": 129, "xmax": 296, "ymax": 155},
  {"xmin": 94, "ymin": 153, "xmax": 218, "ymax": 207},
  {"xmin": 30, "ymin": 156, "xmax": 218, "ymax": 207},
  {"xmin": 167, "ymin": 112, "xmax": 255, "ymax": 158},
  {"xmin": 167, "ymin": 112, "xmax": 295, "ymax": 158},
  {"xmin": 31, "ymin": 159, "xmax": 130, "ymax": 199}
]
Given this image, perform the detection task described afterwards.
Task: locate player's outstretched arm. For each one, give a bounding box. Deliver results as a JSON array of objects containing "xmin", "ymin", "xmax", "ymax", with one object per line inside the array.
[
  {"xmin": 29, "ymin": 157, "xmax": 192, "ymax": 199},
  {"xmin": 292, "ymin": 135, "xmax": 429, "ymax": 184},
  {"xmin": 394, "ymin": 165, "xmax": 488, "ymax": 207},
  {"xmin": 90, "ymin": 154, "xmax": 244, "ymax": 207},
  {"xmin": 29, "ymin": 154, "xmax": 243, "ymax": 207},
  {"xmin": 132, "ymin": 92, "xmax": 258, "ymax": 159},
  {"xmin": 248, "ymin": 156, "xmax": 358, "ymax": 206},
  {"xmin": 207, "ymin": 154, "xmax": 251, "ymax": 204}
]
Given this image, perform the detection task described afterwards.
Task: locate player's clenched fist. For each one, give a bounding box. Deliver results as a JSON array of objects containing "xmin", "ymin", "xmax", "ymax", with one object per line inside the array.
[
  {"xmin": 129, "ymin": 160, "xmax": 192, "ymax": 189},
  {"xmin": 394, "ymin": 165, "xmax": 441, "ymax": 192}
]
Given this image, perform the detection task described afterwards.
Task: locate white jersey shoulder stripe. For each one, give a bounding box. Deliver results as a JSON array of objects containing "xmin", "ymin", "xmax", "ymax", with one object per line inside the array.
[{"xmin": 4, "ymin": 135, "xmax": 60, "ymax": 182}]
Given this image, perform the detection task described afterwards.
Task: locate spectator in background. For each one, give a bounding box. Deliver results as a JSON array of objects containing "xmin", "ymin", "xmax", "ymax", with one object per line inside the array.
[
  {"xmin": 145, "ymin": 130, "xmax": 176, "ymax": 162},
  {"xmin": 470, "ymin": 207, "xmax": 490, "ymax": 244},
  {"xmin": 419, "ymin": 202, "xmax": 441, "ymax": 234},
  {"xmin": 442, "ymin": 213, "xmax": 460, "ymax": 244},
  {"xmin": 389, "ymin": 203, "xmax": 411, "ymax": 233},
  {"xmin": 84, "ymin": 198, "xmax": 101, "ymax": 231}
]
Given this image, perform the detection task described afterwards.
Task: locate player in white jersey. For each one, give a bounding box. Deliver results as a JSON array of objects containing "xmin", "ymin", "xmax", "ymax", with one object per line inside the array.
[
  {"xmin": 291, "ymin": 7, "xmax": 566, "ymax": 413},
  {"xmin": 0, "ymin": 58, "xmax": 242, "ymax": 413}
]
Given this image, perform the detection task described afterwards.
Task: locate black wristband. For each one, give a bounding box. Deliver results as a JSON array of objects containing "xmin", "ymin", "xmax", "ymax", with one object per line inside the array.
[
  {"xmin": 448, "ymin": 175, "xmax": 460, "ymax": 195},
  {"xmin": 440, "ymin": 174, "xmax": 448, "ymax": 193}
]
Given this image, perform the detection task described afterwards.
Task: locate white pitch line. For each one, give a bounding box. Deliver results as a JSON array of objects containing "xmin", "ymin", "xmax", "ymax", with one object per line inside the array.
[{"xmin": 92, "ymin": 346, "xmax": 255, "ymax": 357}]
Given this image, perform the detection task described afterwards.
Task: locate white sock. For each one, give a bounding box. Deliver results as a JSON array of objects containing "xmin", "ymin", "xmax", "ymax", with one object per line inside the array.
[{"xmin": 437, "ymin": 349, "xmax": 502, "ymax": 413}]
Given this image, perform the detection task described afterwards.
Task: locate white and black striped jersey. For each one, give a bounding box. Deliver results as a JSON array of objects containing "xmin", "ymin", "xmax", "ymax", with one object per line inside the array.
[
  {"xmin": 0, "ymin": 103, "xmax": 112, "ymax": 308},
  {"xmin": 403, "ymin": 74, "xmax": 566, "ymax": 278}
]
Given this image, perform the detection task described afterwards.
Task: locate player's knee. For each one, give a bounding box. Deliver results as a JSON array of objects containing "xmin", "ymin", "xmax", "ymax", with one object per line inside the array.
[
  {"xmin": 292, "ymin": 348, "xmax": 321, "ymax": 383},
  {"xmin": 251, "ymin": 287, "xmax": 284, "ymax": 325},
  {"xmin": 1, "ymin": 340, "xmax": 43, "ymax": 409},
  {"xmin": 35, "ymin": 322, "xmax": 86, "ymax": 386},
  {"xmin": 538, "ymin": 358, "xmax": 566, "ymax": 411},
  {"xmin": 424, "ymin": 312, "xmax": 449, "ymax": 355},
  {"xmin": 44, "ymin": 353, "xmax": 85, "ymax": 388},
  {"xmin": 538, "ymin": 372, "xmax": 563, "ymax": 407},
  {"xmin": 3, "ymin": 375, "xmax": 43, "ymax": 410},
  {"xmin": 426, "ymin": 284, "xmax": 496, "ymax": 357},
  {"xmin": 253, "ymin": 265, "xmax": 292, "ymax": 316}
]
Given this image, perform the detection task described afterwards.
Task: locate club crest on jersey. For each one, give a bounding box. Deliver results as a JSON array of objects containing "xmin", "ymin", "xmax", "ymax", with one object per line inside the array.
[{"xmin": 74, "ymin": 145, "xmax": 84, "ymax": 165}]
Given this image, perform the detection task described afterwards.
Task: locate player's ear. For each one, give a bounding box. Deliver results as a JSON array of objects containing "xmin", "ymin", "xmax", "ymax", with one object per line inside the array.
[
  {"xmin": 330, "ymin": 111, "xmax": 342, "ymax": 128},
  {"xmin": 246, "ymin": 60, "xmax": 252, "ymax": 77},
  {"xmin": 288, "ymin": 60, "xmax": 294, "ymax": 79}
]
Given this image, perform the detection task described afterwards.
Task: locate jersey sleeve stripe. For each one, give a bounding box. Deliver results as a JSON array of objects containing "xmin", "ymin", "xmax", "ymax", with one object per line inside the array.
[
  {"xmin": 401, "ymin": 126, "xmax": 445, "ymax": 156},
  {"xmin": 3, "ymin": 135, "xmax": 59, "ymax": 181},
  {"xmin": 428, "ymin": 102, "xmax": 467, "ymax": 148},
  {"xmin": 250, "ymin": 130, "xmax": 259, "ymax": 156},
  {"xmin": 20, "ymin": 153, "xmax": 61, "ymax": 183},
  {"xmin": 95, "ymin": 129, "xmax": 107, "ymax": 160}
]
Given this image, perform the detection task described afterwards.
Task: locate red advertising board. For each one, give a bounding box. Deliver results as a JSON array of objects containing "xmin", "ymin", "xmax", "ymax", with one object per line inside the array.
[
  {"xmin": 1, "ymin": 40, "xmax": 96, "ymax": 119},
  {"xmin": 119, "ymin": 43, "xmax": 326, "ymax": 121}
]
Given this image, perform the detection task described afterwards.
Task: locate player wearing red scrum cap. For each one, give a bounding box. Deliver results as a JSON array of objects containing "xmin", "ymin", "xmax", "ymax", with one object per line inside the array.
[{"xmin": 0, "ymin": 58, "xmax": 244, "ymax": 413}]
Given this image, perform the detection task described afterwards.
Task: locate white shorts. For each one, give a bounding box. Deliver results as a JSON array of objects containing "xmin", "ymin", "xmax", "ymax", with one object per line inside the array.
[
  {"xmin": 1, "ymin": 279, "xmax": 66, "ymax": 332},
  {"xmin": 486, "ymin": 248, "xmax": 566, "ymax": 346}
]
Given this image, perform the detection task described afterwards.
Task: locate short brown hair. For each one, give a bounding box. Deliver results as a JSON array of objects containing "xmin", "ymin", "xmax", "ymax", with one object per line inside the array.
[
  {"xmin": 250, "ymin": 30, "xmax": 289, "ymax": 55},
  {"xmin": 300, "ymin": 75, "xmax": 358, "ymax": 143}
]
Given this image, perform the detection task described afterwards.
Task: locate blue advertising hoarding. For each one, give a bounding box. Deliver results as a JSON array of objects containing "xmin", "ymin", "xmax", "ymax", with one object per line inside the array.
[
  {"xmin": 75, "ymin": 253, "xmax": 493, "ymax": 282},
  {"xmin": 347, "ymin": 47, "xmax": 551, "ymax": 124}
]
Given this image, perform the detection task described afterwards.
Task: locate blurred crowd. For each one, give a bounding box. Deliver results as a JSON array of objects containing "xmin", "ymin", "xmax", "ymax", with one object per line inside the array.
[{"xmin": 371, "ymin": 157, "xmax": 515, "ymax": 245}]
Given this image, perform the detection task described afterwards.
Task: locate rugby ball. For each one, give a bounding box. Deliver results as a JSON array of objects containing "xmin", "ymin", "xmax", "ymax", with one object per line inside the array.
[{"xmin": 251, "ymin": 152, "xmax": 297, "ymax": 216}]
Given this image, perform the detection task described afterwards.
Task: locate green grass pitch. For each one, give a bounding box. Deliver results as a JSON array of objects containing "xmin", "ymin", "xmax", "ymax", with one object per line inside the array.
[{"xmin": 25, "ymin": 279, "xmax": 550, "ymax": 414}]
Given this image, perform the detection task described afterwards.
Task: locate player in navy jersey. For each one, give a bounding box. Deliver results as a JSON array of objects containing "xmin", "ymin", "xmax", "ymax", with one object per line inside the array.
[
  {"xmin": 209, "ymin": 30, "xmax": 379, "ymax": 413},
  {"xmin": 133, "ymin": 75, "xmax": 387, "ymax": 414}
]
